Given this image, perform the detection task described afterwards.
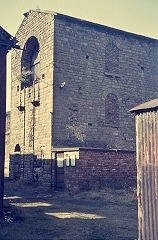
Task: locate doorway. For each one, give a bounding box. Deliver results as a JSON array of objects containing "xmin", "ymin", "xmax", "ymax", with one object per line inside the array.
[{"xmin": 55, "ymin": 152, "xmax": 64, "ymax": 190}]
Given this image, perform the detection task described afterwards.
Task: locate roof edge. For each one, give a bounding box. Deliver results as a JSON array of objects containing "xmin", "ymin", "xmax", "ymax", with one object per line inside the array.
[
  {"xmin": 55, "ymin": 12, "xmax": 158, "ymax": 42},
  {"xmin": 52, "ymin": 147, "xmax": 135, "ymax": 153},
  {"xmin": 22, "ymin": 9, "xmax": 158, "ymax": 42},
  {"xmin": 130, "ymin": 98, "xmax": 158, "ymax": 113}
]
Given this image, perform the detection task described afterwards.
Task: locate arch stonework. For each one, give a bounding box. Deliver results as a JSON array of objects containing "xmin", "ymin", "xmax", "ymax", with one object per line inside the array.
[{"xmin": 21, "ymin": 36, "xmax": 40, "ymax": 89}]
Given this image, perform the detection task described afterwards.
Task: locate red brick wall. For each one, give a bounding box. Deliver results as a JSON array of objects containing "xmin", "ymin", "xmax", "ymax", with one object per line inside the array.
[{"xmin": 64, "ymin": 149, "xmax": 136, "ymax": 191}]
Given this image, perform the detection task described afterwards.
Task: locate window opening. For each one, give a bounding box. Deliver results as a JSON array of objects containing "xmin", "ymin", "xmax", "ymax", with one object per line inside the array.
[
  {"xmin": 21, "ymin": 36, "xmax": 40, "ymax": 89},
  {"xmin": 105, "ymin": 93, "xmax": 119, "ymax": 126},
  {"xmin": 105, "ymin": 42, "xmax": 119, "ymax": 76},
  {"xmin": 14, "ymin": 144, "xmax": 21, "ymax": 153}
]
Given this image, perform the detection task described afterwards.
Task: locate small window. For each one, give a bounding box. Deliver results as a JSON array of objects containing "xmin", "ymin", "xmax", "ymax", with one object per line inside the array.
[
  {"xmin": 14, "ymin": 144, "xmax": 21, "ymax": 153},
  {"xmin": 56, "ymin": 153, "xmax": 64, "ymax": 167},
  {"xmin": 57, "ymin": 159, "xmax": 64, "ymax": 167},
  {"xmin": 66, "ymin": 155, "xmax": 70, "ymax": 166},
  {"xmin": 70, "ymin": 155, "xmax": 76, "ymax": 167},
  {"xmin": 105, "ymin": 93, "xmax": 119, "ymax": 126},
  {"xmin": 105, "ymin": 42, "xmax": 119, "ymax": 75}
]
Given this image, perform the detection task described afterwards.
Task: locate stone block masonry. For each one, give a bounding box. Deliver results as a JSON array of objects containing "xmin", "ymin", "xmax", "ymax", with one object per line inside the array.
[
  {"xmin": 52, "ymin": 13, "xmax": 158, "ymax": 151},
  {"xmin": 10, "ymin": 10, "xmax": 54, "ymax": 161},
  {"xmin": 9, "ymin": 10, "xmax": 158, "ymax": 190}
]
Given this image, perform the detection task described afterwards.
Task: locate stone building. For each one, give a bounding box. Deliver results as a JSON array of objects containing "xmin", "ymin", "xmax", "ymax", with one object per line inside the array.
[{"xmin": 9, "ymin": 10, "xmax": 158, "ymax": 190}]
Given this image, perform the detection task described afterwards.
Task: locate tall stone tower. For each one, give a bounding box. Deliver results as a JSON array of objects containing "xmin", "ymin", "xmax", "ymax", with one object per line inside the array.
[
  {"xmin": 9, "ymin": 10, "xmax": 158, "ymax": 188},
  {"xmin": 10, "ymin": 10, "xmax": 54, "ymax": 161}
]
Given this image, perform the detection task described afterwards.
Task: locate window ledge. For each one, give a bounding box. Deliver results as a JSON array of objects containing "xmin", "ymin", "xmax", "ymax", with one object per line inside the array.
[
  {"xmin": 104, "ymin": 72, "xmax": 120, "ymax": 79},
  {"xmin": 31, "ymin": 100, "xmax": 40, "ymax": 107},
  {"xmin": 17, "ymin": 105, "xmax": 25, "ymax": 111}
]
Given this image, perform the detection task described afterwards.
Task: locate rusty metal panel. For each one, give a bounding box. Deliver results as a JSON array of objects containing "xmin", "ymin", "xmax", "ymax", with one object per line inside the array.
[{"xmin": 136, "ymin": 111, "xmax": 158, "ymax": 240}]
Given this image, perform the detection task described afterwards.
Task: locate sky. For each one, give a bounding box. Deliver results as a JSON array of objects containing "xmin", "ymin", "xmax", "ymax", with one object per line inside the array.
[{"xmin": 0, "ymin": 0, "xmax": 158, "ymax": 110}]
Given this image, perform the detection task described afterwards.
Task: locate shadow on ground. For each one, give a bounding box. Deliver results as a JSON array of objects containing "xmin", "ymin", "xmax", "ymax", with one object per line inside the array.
[{"xmin": 0, "ymin": 178, "xmax": 138, "ymax": 240}]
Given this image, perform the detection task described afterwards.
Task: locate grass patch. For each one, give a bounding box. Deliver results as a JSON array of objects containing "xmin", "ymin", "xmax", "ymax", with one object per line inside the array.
[
  {"xmin": 1, "ymin": 180, "xmax": 138, "ymax": 240},
  {"xmin": 72, "ymin": 187, "xmax": 137, "ymax": 204}
]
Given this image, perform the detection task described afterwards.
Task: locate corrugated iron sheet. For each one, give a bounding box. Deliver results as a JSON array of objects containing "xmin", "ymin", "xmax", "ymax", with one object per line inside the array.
[
  {"xmin": 130, "ymin": 98, "xmax": 158, "ymax": 113},
  {"xmin": 136, "ymin": 110, "xmax": 158, "ymax": 240}
]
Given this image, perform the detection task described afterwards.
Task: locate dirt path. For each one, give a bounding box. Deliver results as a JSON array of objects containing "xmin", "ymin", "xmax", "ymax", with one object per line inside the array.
[{"xmin": 1, "ymin": 179, "xmax": 138, "ymax": 240}]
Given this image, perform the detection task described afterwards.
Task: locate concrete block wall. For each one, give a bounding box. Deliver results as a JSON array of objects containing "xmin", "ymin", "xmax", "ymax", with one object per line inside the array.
[
  {"xmin": 41, "ymin": 159, "xmax": 52, "ymax": 187},
  {"xmin": 10, "ymin": 154, "xmax": 53, "ymax": 187},
  {"xmin": 9, "ymin": 154, "xmax": 21, "ymax": 180},
  {"xmin": 23, "ymin": 154, "xmax": 34, "ymax": 182}
]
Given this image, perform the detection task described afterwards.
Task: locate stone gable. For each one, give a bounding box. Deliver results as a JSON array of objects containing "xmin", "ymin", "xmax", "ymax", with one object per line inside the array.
[{"xmin": 9, "ymin": 10, "xmax": 158, "ymax": 189}]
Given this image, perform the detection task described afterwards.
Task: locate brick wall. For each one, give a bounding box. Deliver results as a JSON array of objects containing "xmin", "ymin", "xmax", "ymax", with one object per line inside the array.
[{"xmin": 64, "ymin": 149, "xmax": 136, "ymax": 191}]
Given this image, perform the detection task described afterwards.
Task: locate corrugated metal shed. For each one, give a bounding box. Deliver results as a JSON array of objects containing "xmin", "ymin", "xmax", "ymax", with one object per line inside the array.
[
  {"xmin": 130, "ymin": 98, "xmax": 158, "ymax": 113},
  {"xmin": 130, "ymin": 99, "xmax": 158, "ymax": 240}
]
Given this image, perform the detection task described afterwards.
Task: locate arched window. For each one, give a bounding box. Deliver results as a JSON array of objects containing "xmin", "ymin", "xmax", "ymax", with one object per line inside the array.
[
  {"xmin": 105, "ymin": 93, "xmax": 119, "ymax": 126},
  {"xmin": 105, "ymin": 42, "xmax": 119, "ymax": 75},
  {"xmin": 21, "ymin": 36, "xmax": 40, "ymax": 89},
  {"xmin": 14, "ymin": 144, "xmax": 21, "ymax": 153}
]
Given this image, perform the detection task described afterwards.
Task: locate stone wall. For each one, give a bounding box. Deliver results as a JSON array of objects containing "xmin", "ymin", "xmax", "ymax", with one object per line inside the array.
[
  {"xmin": 10, "ymin": 10, "xmax": 54, "ymax": 160},
  {"xmin": 52, "ymin": 14, "xmax": 158, "ymax": 151},
  {"xmin": 9, "ymin": 10, "xmax": 158, "ymax": 190},
  {"xmin": 10, "ymin": 10, "xmax": 158, "ymax": 156}
]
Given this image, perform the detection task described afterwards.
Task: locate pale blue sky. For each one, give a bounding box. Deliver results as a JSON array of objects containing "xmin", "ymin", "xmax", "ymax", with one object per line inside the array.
[{"xmin": 0, "ymin": 0, "xmax": 157, "ymax": 110}]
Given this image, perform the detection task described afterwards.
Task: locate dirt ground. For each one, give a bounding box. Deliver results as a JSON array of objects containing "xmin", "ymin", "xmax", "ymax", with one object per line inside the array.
[{"xmin": 0, "ymin": 179, "xmax": 138, "ymax": 240}]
